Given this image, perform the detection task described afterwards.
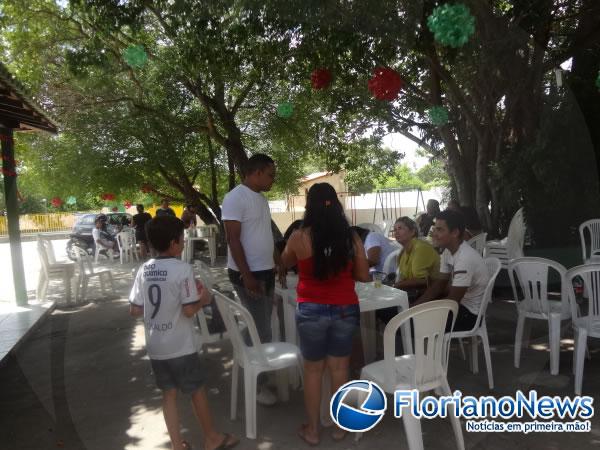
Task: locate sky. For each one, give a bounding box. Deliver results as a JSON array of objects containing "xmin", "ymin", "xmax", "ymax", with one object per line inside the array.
[{"xmin": 382, "ymin": 132, "xmax": 429, "ymax": 170}]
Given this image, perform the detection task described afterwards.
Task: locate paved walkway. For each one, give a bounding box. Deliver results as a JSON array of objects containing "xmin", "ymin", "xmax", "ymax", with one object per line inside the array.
[{"xmin": 1, "ymin": 258, "xmax": 599, "ymax": 449}]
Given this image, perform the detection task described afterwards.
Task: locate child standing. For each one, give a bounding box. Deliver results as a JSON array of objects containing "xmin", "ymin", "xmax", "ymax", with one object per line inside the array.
[{"xmin": 129, "ymin": 215, "xmax": 238, "ymax": 450}]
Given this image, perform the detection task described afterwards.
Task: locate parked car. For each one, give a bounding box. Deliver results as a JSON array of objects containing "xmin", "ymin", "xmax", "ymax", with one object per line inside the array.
[{"xmin": 66, "ymin": 212, "xmax": 132, "ymax": 260}]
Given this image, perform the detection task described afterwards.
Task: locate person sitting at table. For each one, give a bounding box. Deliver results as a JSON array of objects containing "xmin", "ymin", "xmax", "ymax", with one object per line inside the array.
[
  {"xmin": 416, "ymin": 199, "xmax": 440, "ymax": 237},
  {"xmin": 281, "ymin": 182, "xmax": 370, "ymax": 446},
  {"xmin": 392, "ymin": 216, "xmax": 440, "ymax": 303},
  {"xmin": 412, "ymin": 209, "xmax": 489, "ymax": 332},
  {"xmin": 350, "ymin": 226, "xmax": 398, "ymax": 277}
]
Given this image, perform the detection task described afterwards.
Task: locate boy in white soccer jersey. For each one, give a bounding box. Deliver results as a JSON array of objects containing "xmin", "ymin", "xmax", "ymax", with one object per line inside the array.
[{"xmin": 129, "ymin": 216, "xmax": 238, "ymax": 450}]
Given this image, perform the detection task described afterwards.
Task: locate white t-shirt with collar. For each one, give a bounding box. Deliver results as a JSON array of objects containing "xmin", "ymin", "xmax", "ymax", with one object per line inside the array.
[
  {"xmin": 221, "ymin": 184, "xmax": 274, "ymax": 272},
  {"xmin": 440, "ymin": 241, "xmax": 489, "ymax": 315}
]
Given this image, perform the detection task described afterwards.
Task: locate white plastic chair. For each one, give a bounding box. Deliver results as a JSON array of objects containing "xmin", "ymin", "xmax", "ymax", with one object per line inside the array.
[
  {"xmin": 93, "ymin": 238, "xmax": 115, "ymax": 263},
  {"xmin": 382, "ymin": 248, "xmax": 402, "ymax": 277},
  {"xmin": 357, "ymin": 222, "xmax": 384, "ymax": 234},
  {"xmin": 213, "ymin": 290, "xmax": 303, "ymax": 439},
  {"xmin": 37, "ymin": 238, "xmax": 76, "ymax": 304},
  {"xmin": 447, "ymin": 257, "xmax": 501, "ymax": 389},
  {"xmin": 467, "ymin": 232, "xmax": 487, "ymax": 257},
  {"xmin": 565, "ymin": 264, "xmax": 600, "ymax": 394},
  {"xmin": 73, "ymin": 246, "xmax": 115, "ymax": 302},
  {"xmin": 508, "ymin": 257, "xmax": 570, "ymax": 376},
  {"xmin": 193, "ymin": 262, "xmax": 228, "ymax": 349},
  {"xmin": 579, "ymin": 219, "xmax": 600, "ymax": 263},
  {"xmin": 359, "ymin": 300, "xmax": 464, "ymax": 450},
  {"xmin": 485, "ymin": 207, "xmax": 525, "ymax": 269},
  {"xmin": 116, "ymin": 231, "xmax": 136, "ymax": 264}
]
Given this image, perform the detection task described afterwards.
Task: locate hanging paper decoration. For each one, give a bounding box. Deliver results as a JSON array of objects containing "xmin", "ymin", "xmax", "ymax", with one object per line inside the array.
[
  {"xmin": 427, "ymin": 106, "xmax": 450, "ymax": 127},
  {"xmin": 122, "ymin": 45, "xmax": 148, "ymax": 69},
  {"xmin": 368, "ymin": 67, "xmax": 403, "ymax": 101},
  {"xmin": 51, "ymin": 197, "xmax": 63, "ymax": 208},
  {"xmin": 311, "ymin": 68, "xmax": 332, "ymax": 90},
  {"xmin": 124, "ymin": 200, "xmax": 133, "ymax": 209},
  {"xmin": 427, "ymin": 3, "xmax": 476, "ymax": 48},
  {"xmin": 66, "ymin": 196, "xmax": 77, "ymax": 206},
  {"xmin": 101, "ymin": 192, "xmax": 116, "ymax": 201},
  {"xmin": 277, "ymin": 102, "xmax": 294, "ymax": 118},
  {"xmin": 141, "ymin": 183, "xmax": 154, "ymax": 194}
]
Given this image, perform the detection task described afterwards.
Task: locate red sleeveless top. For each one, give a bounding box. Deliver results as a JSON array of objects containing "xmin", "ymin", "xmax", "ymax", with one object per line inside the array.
[{"xmin": 296, "ymin": 257, "xmax": 358, "ymax": 305}]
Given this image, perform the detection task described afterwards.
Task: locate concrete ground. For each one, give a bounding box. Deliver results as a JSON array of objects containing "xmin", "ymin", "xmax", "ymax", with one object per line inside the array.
[{"xmin": 1, "ymin": 256, "xmax": 600, "ymax": 450}]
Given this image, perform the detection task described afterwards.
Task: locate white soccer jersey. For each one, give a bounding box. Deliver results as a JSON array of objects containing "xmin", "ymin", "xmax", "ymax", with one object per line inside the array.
[{"xmin": 129, "ymin": 257, "xmax": 200, "ymax": 360}]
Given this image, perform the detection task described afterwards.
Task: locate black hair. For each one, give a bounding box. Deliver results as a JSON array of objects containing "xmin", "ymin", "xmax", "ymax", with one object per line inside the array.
[
  {"xmin": 283, "ymin": 219, "xmax": 304, "ymax": 242},
  {"xmin": 136, "ymin": 204, "xmax": 144, "ymax": 212},
  {"xmin": 186, "ymin": 204, "xmax": 195, "ymax": 210},
  {"xmin": 242, "ymin": 153, "xmax": 274, "ymax": 177},
  {"xmin": 302, "ymin": 183, "xmax": 353, "ymax": 280},
  {"xmin": 459, "ymin": 206, "xmax": 482, "ymax": 231},
  {"xmin": 145, "ymin": 216, "xmax": 185, "ymax": 252},
  {"xmin": 349, "ymin": 226, "xmax": 370, "ymax": 242},
  {"xmin": 435, "ymin": 209, "xmax": 466, "ymax": 236}
]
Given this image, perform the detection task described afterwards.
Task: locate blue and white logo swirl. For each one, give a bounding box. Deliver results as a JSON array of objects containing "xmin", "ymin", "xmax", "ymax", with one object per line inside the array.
[{"xmin": 330, "ymin": 380, "xmax": 387, "ymax": 432}]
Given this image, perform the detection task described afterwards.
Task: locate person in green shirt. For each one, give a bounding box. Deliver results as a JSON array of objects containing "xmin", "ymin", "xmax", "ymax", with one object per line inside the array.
[{"xmin": 393, "ymin": 216, "xmax": 440, "ymax": 302}]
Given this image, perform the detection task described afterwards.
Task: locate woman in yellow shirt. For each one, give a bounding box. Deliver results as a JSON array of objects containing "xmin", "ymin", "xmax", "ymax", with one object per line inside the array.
[{"xmin": 393, "ymin": 217, "xmax": 440, "ymax": 301}]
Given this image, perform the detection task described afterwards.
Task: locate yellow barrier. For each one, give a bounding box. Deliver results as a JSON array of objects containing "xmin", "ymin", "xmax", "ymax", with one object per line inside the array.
[
  {"xmin": 0, "ymin": 212, "xmax": 80, "ymax": 236},
  {"xmin": 0, "ymin": 206, "xmax": 186, "ymax": 236}
]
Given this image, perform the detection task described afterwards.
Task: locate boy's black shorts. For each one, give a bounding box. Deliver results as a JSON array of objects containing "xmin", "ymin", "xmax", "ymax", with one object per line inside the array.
[{"xmin": 150, "ymin": 352, "xmax": 205, "ymax": 394}]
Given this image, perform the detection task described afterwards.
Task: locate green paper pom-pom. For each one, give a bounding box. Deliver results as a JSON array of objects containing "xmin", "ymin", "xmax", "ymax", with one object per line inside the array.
[
  {"xmin": 277, "ymin": 102, "xmax": 294, "ymax": 118},
  {"xmin": 123, "ymin": 45, "xmax": 148, "ymax": 68},
  {"xmin": 427, "ymin": 106, "xmax": 449, "ymax": 127},
  {"xmin": 427, "ymin": 3, "xmax": 475, "ymax": 48},
  {"xmin": 596, "ymin": 71, "xmax": 600, "ymax": 90},
  {"xmin": 66, "ymin": 196, "xmax": 77, "ymax": 205}
]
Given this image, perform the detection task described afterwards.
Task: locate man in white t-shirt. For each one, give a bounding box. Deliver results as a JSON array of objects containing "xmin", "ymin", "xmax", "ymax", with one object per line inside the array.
[
  {"xmin": 414, "ymin": 209, "xmax": 489, "ymax": 332},
  {"xmin": 92, "ymin": 215, "xmax": 115, "ymax": 252},
  {"xmin": 222, "ymin": 153, "xmax": 278, "ymax": 405},
  {"xmin": 351, "ymin": 226, "xmax": 398, "ymax": 275}
]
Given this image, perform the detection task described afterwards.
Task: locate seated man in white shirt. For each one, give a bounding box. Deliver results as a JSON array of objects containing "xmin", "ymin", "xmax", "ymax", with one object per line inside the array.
[
  {"xmin": 351, "ymin": 226, "xmax": 398, "ymax": 276},
  {"xmin": 413, "ymin": 209, "xmax": 489, "ymax": 332},
  {"xmin": 92, "ymin": 215, "xmax": 116, "ymax": 253}
]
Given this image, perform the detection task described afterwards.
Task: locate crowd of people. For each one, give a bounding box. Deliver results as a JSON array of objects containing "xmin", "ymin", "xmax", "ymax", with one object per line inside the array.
[{"xmin": 126, "ymin": 152, "xmax": 491, "ymax": 449}]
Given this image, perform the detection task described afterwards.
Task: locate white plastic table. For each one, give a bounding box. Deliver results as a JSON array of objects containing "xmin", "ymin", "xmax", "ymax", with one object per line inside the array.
[{"xmin": 275, "ymin": 276, "xmax": 410, "ymax": 364}]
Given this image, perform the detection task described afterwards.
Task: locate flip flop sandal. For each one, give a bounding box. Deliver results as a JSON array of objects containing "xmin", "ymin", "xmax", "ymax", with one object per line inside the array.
[
  {"xmin": 214, "ymin": 433, "xmax": 239, "ymax": 450},
  {"xmin": 297, "ymin": 424, "xmax": 319, "ymax": 447}
]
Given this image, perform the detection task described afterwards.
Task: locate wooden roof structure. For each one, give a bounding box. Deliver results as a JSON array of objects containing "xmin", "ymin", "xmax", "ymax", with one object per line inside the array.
[{"xmin": 0, "ymin": 61, "xmax": 58, "ymax": 133}]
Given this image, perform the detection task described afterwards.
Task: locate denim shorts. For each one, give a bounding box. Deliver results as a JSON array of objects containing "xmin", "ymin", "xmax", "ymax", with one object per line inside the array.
[
  {"xmin": 296, "ymin": 302, "xmax": 360, "ymax": 361},
  {"xmin": 150, "ymin": 352, "xmax": 205, "ymax": 394}
]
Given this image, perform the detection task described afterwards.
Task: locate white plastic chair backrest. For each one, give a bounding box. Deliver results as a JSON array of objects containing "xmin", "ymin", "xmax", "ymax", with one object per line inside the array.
[
  {"xmin": 37, "ymin": 235, "xmax": 57, "ymax": 264},
  {"xmin": 473, "ymin": 257, "xmax": 501, "ymax": 329},
  {"xmin": 382, "ymin": 248, "xmax": 401, "ymax": 276},
  {"xmin": 117, "ymin": 231, "xmax": 132, "ymax": 250},
  {"xmin": 467, "ymin": 232, "xmax": 487, "ymax": 256},
  {"xmin": 565, "ymin": 264, "xmax": 600, "ymax": 323},
  {"xmin": 508, "ymin": 257, "xmax": 568, "ymax": 318},
  {"xmin": 73, "ymin": 246, "xmax": 94, "ymax": 275},
  {"xmin": 383, "ymin": 300, "xmax": 458, "ymax": 391},
  {"xmin": 37, "ymin": 240, "xmax": 51, "ymax": 275},
  {"xmin": 357, "ymin": 222, "xmax": 383, "ymax": 234},
  {"xmin": 195, "ymin": 261, "xmax": 216, "ymax": 290},
  {"xmin": 506, "ymin": 208, "xmax": 525, "ymax": 259},
  {"xmin": 579, "ymin": 219, "xmax": 600, "ymax": 262},
  {"xmin": 213, "ymin": 290, "xmax": 268, "ymax": 366}
]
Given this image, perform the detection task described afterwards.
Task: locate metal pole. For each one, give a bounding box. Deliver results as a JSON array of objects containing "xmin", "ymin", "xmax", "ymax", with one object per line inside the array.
[{"xmin": 1, "ymin": 126, "xmax": 27, "ymax": 305}]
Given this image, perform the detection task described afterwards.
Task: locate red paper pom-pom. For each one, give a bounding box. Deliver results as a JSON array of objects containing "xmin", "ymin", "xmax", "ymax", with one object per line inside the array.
[
  {"xmin": 51, "ymin": 197, "xmax": 63, "ymax": 208},
  {"xmin": 101, "ymin": 192, "xmax": 116, "ymax": 201},
  {"xmin": 124, "ymin": 200, "xmax": 132, "ymax": 209},
  {"xmin": 368, "ymin": 67, "xmax": 403, "ymax": 101},
  {"xmin": 111, "ymin": 206, "xmax": 118, "ymax": 212},
  {"xmin": 311, "ymin": 68, "xmax": 332, "ymax": 90}
]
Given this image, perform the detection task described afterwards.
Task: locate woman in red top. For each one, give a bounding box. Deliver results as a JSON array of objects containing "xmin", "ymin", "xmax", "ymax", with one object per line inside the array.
[{"xmin": 281, "ymin": 183, "xmax": 370, "ymax": 445}]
